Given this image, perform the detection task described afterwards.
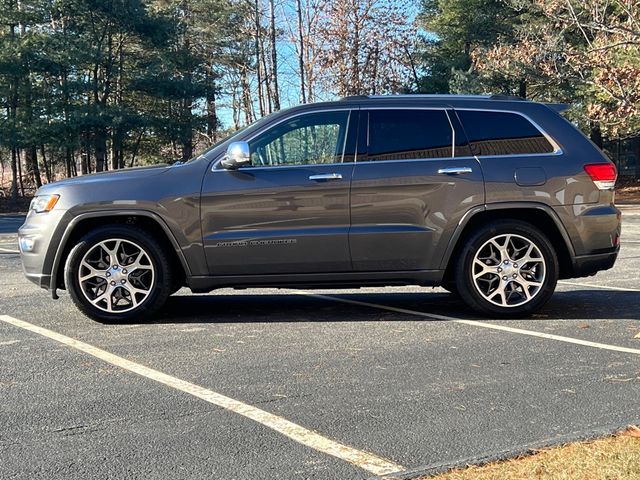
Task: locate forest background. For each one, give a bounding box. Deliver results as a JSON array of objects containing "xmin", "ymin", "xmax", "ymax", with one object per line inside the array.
[{"xmin": 2, "ymin": 0, "xmax": 640, "ymax": 205}]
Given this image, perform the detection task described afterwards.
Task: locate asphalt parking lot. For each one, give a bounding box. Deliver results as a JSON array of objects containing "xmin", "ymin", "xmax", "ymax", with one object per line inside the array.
[{"xmin": 1, "ymin": 209, "xmax": 639, "ymax": 480}]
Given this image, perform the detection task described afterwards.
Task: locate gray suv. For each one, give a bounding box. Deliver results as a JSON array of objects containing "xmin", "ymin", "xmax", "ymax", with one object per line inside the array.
[{"xmin": 19, "ymin": 95, "xmax": 621, "ymax": 321}]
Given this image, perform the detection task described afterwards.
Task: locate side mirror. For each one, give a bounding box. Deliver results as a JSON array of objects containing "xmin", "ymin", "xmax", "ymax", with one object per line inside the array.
[{"xmin": 221, "ymin": 141, "xmax": 251, "ymax": 169}]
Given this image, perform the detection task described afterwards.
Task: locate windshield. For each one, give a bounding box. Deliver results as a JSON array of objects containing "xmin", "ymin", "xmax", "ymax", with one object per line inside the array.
[{"xmin": 186, "ymin": 112, "xmax": 280, "ymax": 163}]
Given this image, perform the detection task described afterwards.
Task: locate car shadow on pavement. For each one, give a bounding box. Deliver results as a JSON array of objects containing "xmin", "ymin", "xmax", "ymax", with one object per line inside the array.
[{"xmin": 143, "ymin": 289, "xmax": 640, "ymax": 325}]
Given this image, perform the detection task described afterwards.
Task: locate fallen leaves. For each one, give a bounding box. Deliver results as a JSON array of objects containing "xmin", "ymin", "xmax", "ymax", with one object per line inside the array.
[{"xmin": 620, "ymin": 425, "xmax": 640, "ymax": 439}]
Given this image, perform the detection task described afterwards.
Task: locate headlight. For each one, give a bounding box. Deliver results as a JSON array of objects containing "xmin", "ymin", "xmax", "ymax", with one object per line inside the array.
[{"xmin": 30, "ymin": 194, "xmax": 60, "ymax": 213}]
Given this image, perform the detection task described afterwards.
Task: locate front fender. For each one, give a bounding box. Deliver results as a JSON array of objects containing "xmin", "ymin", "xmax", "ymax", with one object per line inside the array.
[{"xmin": 49, "ymin": 210, "xmax": 193, "ymax": 299}]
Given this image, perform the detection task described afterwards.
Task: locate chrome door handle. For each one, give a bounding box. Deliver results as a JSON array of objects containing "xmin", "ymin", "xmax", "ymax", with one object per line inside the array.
[
  {"xmin": 308, "ymin": 173, "xmax": 343, "ymax": 181},
  {"xmin": 437, "ymin": 167, "xmax": 473, "ymax": 175}
]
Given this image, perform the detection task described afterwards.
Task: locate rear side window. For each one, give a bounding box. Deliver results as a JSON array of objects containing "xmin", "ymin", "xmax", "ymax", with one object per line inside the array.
[
  {"xmin": 456, "ymin": 110, "xmax": 555, "ymax": 156},
  {"xmin": 367, "ymin": 109, "xmax": 453, "ymax": 161}
]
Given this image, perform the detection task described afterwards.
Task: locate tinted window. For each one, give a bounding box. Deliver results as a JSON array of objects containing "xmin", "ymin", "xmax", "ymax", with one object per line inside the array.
[
  {"xmin": 457, "ymin": 110, "xmax": 555, "ymax": 156},
  {"xmin": 367, "ymin": 109, "xmax": 453, "ymax": 161},
  {"xmin": 249, "ymin": 111, "xmax": 350, "ymax": 167}
]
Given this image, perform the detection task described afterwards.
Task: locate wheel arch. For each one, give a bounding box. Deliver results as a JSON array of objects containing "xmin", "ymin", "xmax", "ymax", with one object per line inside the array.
[
  {"xmin": 441, "ymin": 203, "xmax": 576, "ymax": 282},
  {"xmin": 51, "ymin": 211, "xmax": 190, "ymax": 298}
]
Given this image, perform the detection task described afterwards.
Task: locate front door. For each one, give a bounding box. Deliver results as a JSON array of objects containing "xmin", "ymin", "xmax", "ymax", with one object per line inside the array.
[{"xmin": 201, "ymin": 110, "xmax": 356, "ymax": 275}]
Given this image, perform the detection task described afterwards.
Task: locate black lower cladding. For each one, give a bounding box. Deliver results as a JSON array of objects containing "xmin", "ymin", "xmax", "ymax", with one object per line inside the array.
[{"xmin": 572, "ymin": 250, "xmax": 618, "ymax": 278}]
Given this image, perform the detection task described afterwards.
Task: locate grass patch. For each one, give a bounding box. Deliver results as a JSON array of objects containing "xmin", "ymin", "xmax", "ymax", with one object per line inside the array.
[{"xmin": 423, "ymin": 426, "xmax": 640, "ymax": 480}]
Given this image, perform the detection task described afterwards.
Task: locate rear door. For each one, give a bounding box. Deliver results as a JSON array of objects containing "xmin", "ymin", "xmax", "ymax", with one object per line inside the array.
[
  {"xmin": 349, "ymin": 107, "xmax": 485, "ymax": 271},
  {"xmin": 201, "ymin": 109, "xmax": 357, "ymax": 275}
]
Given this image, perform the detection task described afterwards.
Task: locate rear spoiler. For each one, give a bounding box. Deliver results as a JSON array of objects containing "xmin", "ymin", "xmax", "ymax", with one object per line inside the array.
[{"xmin": 545, "ymin": 103, "xmax": 569, "ymax": 113}]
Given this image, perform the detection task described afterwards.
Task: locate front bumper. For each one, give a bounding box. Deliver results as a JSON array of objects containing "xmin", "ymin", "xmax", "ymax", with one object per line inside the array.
[{"xmin": 19, "ymin": 209, "xmax": 68, "ymax": 291}]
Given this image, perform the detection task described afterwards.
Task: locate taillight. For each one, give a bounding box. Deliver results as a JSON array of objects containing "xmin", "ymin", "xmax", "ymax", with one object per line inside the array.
[{"xmin": 584, "ymin": 163, "xmax": 617, "ymax": 190}]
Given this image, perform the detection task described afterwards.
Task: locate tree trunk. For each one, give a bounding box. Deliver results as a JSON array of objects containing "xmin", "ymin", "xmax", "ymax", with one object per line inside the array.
[
  {"xmin": 130, "ymin": 129, "xmax": 143, "ymax": 168},
  {"xmin": 518, "ymin": 79, "xmax": 527, "ymax": 99},
  {"xmin": 81, "ymin": 131, "xmax": 90, "ymax": 174},
  {"xmin": 40, "ymin": 145, "xmax": 51, "ymax": 183},
  {"xmin": 634, "ymin": 138, "xmax": 640, "ymax": 179},
  {"xmin": 181, "ymin": 95, "xmax": 193, "ymax": 162},
  {"xmin": 25, "ymin": 147, "xmax": 42, "ymax": 188},
  {"xmin": 95, "ymin": 129, "xmax": 107, "ymax": 172},
  {"xmin": 206, "ymin": 68, "xmax": 218, "ymax": 142},
  {"xmin": 66, "ymin": 147, "xmax": 73, "ymax": 178},
  {"xmin": 254, "ymin": 0, "xmax": 265, "ymax": 117},
  {"xmin": 268, "ymin": 0, "xmax": 280, "ymax": 110},
  {"xmin": 590, "ymin": 123, "xmax": 603, "ymax": 149},
  {"xmin": 16, "ymin": 149, "xmax": 24, "ymax": 197},
  {"xmin": 351, "ymin": 14, "xmax": 360, "ymax": 96},
  {"xmin": 260, "ymin": 35, "xmax": 272, "ymax": 113},
  {"xmin": 8, "ymin": 18, "xmax": 18, "ymax": 204},
  {"xmin": 111, "ymin": 128, "xmax": 124, "ymax": 169},
  {"xmin": 240, "ymin": 66, "xmax": 254, "ymax": 124},
  {"xmin": 181, "ymin": 131, "xmax": 193, "ymax": 162},
  {"xmin": 296, "ymin": 0, "xmax": 306, "ymax": 104},
  {"xmin": 10, "ymin": 148, "xmax": 18, "ymax": 204}
]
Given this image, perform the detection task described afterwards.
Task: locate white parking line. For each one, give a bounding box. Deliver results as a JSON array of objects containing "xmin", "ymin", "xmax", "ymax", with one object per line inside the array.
[
  {"xmin": 0, "ymin": 314, "xmax": 405, "ymax": 477},
  {"xmin": 299, "ymin": 292, "xmax": 640, "ymax": 356},
  {"xmin": 0, "ymin": 247, "xmax": 19, "ymax": 254},
  {"xmin": 559, "ymin": 280, "xmax": 640, "ymax": 293}
]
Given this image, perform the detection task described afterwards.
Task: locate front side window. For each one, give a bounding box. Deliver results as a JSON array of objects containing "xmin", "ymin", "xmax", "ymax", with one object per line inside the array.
[
  {"xmin": 249, "ymin": 111, "xmax": 350, "ymax": 167},
  {"xmin": 367, "ymin": 109, "xmax": 453, "ymax": 161},
  {"xmin": 456, "ymin": 110, "xmax": 555, "ymax": 156}
]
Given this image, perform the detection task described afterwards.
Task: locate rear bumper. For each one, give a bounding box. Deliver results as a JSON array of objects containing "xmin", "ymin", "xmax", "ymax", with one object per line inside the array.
[{"xmin": 572, "ymin": 249, "xmax": 618, "ymax": 278}]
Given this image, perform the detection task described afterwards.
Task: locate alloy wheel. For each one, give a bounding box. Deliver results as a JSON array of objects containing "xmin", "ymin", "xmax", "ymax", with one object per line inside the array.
[
  {"xmin": 471, "ymin": 233, "xmax": 546, "ymax": 308},
  {"xmin": 77, "ymin": 238, "xmax": 155, "ymax": 313}
]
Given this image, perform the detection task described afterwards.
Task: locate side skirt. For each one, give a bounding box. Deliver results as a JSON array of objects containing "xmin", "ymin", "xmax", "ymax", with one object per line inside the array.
[{"xmin": 187, "ymin": 270, "xmax": 444, "ymax": 293}]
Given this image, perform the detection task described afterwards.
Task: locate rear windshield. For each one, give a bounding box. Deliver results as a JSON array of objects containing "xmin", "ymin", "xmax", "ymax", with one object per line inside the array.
[{"xmin": 456, "ymin": 110, "xmax": 555, "ymax": 156}]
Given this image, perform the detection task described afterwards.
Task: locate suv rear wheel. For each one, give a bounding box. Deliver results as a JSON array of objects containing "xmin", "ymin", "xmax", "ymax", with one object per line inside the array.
[
  {"xmin": 454, "ymin": 220, "xmax": 558, "ymax": 317},
  {"xmin": 65, "ymin": 225, "xmax": 173, "ymax": 322}
]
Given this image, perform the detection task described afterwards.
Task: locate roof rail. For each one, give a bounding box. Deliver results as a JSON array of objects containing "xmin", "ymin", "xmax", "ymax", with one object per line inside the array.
[
  {"xmin": 545, "ymin": 103, "xmax": 569, "ymax": 113},
  {"xmin": 488, "ymin": 94, "xmax": 527, "ymax": 101},
  {"xmin": 340, "ymin": 95, "xmax": 370, "ymax": 101},
  {"xmin": 340, "ymin": 94, "xmax": 531, "ymax": 101},
  {"xmin": 366, "ymin": 94, "xmax": 491, "ymax": 100}
]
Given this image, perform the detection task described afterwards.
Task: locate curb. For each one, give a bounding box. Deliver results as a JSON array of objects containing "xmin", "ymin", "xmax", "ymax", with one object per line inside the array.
[{"xmin": 372, "ymin": 422, "xmax": 640, "ymax": 480}]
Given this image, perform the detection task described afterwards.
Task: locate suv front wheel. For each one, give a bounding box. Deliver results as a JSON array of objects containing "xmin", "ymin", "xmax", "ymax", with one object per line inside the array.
[
  {"xmin": 65, "ymin": 225, "xmax": 173, "ymax": 322},
  {"xmin": 454, "ymin": 220, "xmax": 559, "ymax": 317}
]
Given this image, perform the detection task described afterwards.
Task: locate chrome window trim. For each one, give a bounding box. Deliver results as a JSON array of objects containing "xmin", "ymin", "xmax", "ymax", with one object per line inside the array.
[
  {"xmin": 360, "ymin": 107, "xmax": 456, "ymax": 163},
  {"xmin": 454, "ymin": 108, "xmax": 563, "ymax": 157},
  {"xmin": 350, "ymin": 157, "xmax": 476, "ymax": 166},
  {"xmin": 445, "ymin": 110, "xmax": 456, "ymax": 158},
  {"xmin": 211, "ymin": 108, "xmax": 354, "ymax": 172},
  {"xmin": 213, "ymin": 161, "xmax": 357, "ymax": 172},
  {"xmin": 210, "ymin": 104, "xmax": 563, "ymax": 172}
]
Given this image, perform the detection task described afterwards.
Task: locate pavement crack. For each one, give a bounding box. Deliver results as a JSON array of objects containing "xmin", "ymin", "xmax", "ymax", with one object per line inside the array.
[
  {"xmin": 51, "ymin": 425, "xmax": 90, "ymax": 435},
  {"xmin": 254, "ymin": 392, "xmax": 313, "ymax": 405}
]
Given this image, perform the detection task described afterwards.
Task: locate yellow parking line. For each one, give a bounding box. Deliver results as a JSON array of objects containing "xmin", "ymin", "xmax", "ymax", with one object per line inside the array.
[{"xmin": 0, "ymin": 314, "xmax": 405, "ymax": 477}]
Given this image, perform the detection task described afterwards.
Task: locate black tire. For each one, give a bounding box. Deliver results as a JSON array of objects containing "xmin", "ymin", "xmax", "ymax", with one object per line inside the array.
[
  {"xmin": 65, "ymin": 225, "xmax": 173, "ymax": 322},
  {"xmin": 454, "ymin": 220, "xmax": 558, "ymax": 318},
  {"xmin": 441, "ymin": 282, "xmax": 459, "ymax": 296}
]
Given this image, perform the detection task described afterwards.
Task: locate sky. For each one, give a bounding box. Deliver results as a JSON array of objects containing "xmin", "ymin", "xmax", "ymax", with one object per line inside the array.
[{"xmin": 215, "ymin": 1, "xmax": 420, "ymax": 130}]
